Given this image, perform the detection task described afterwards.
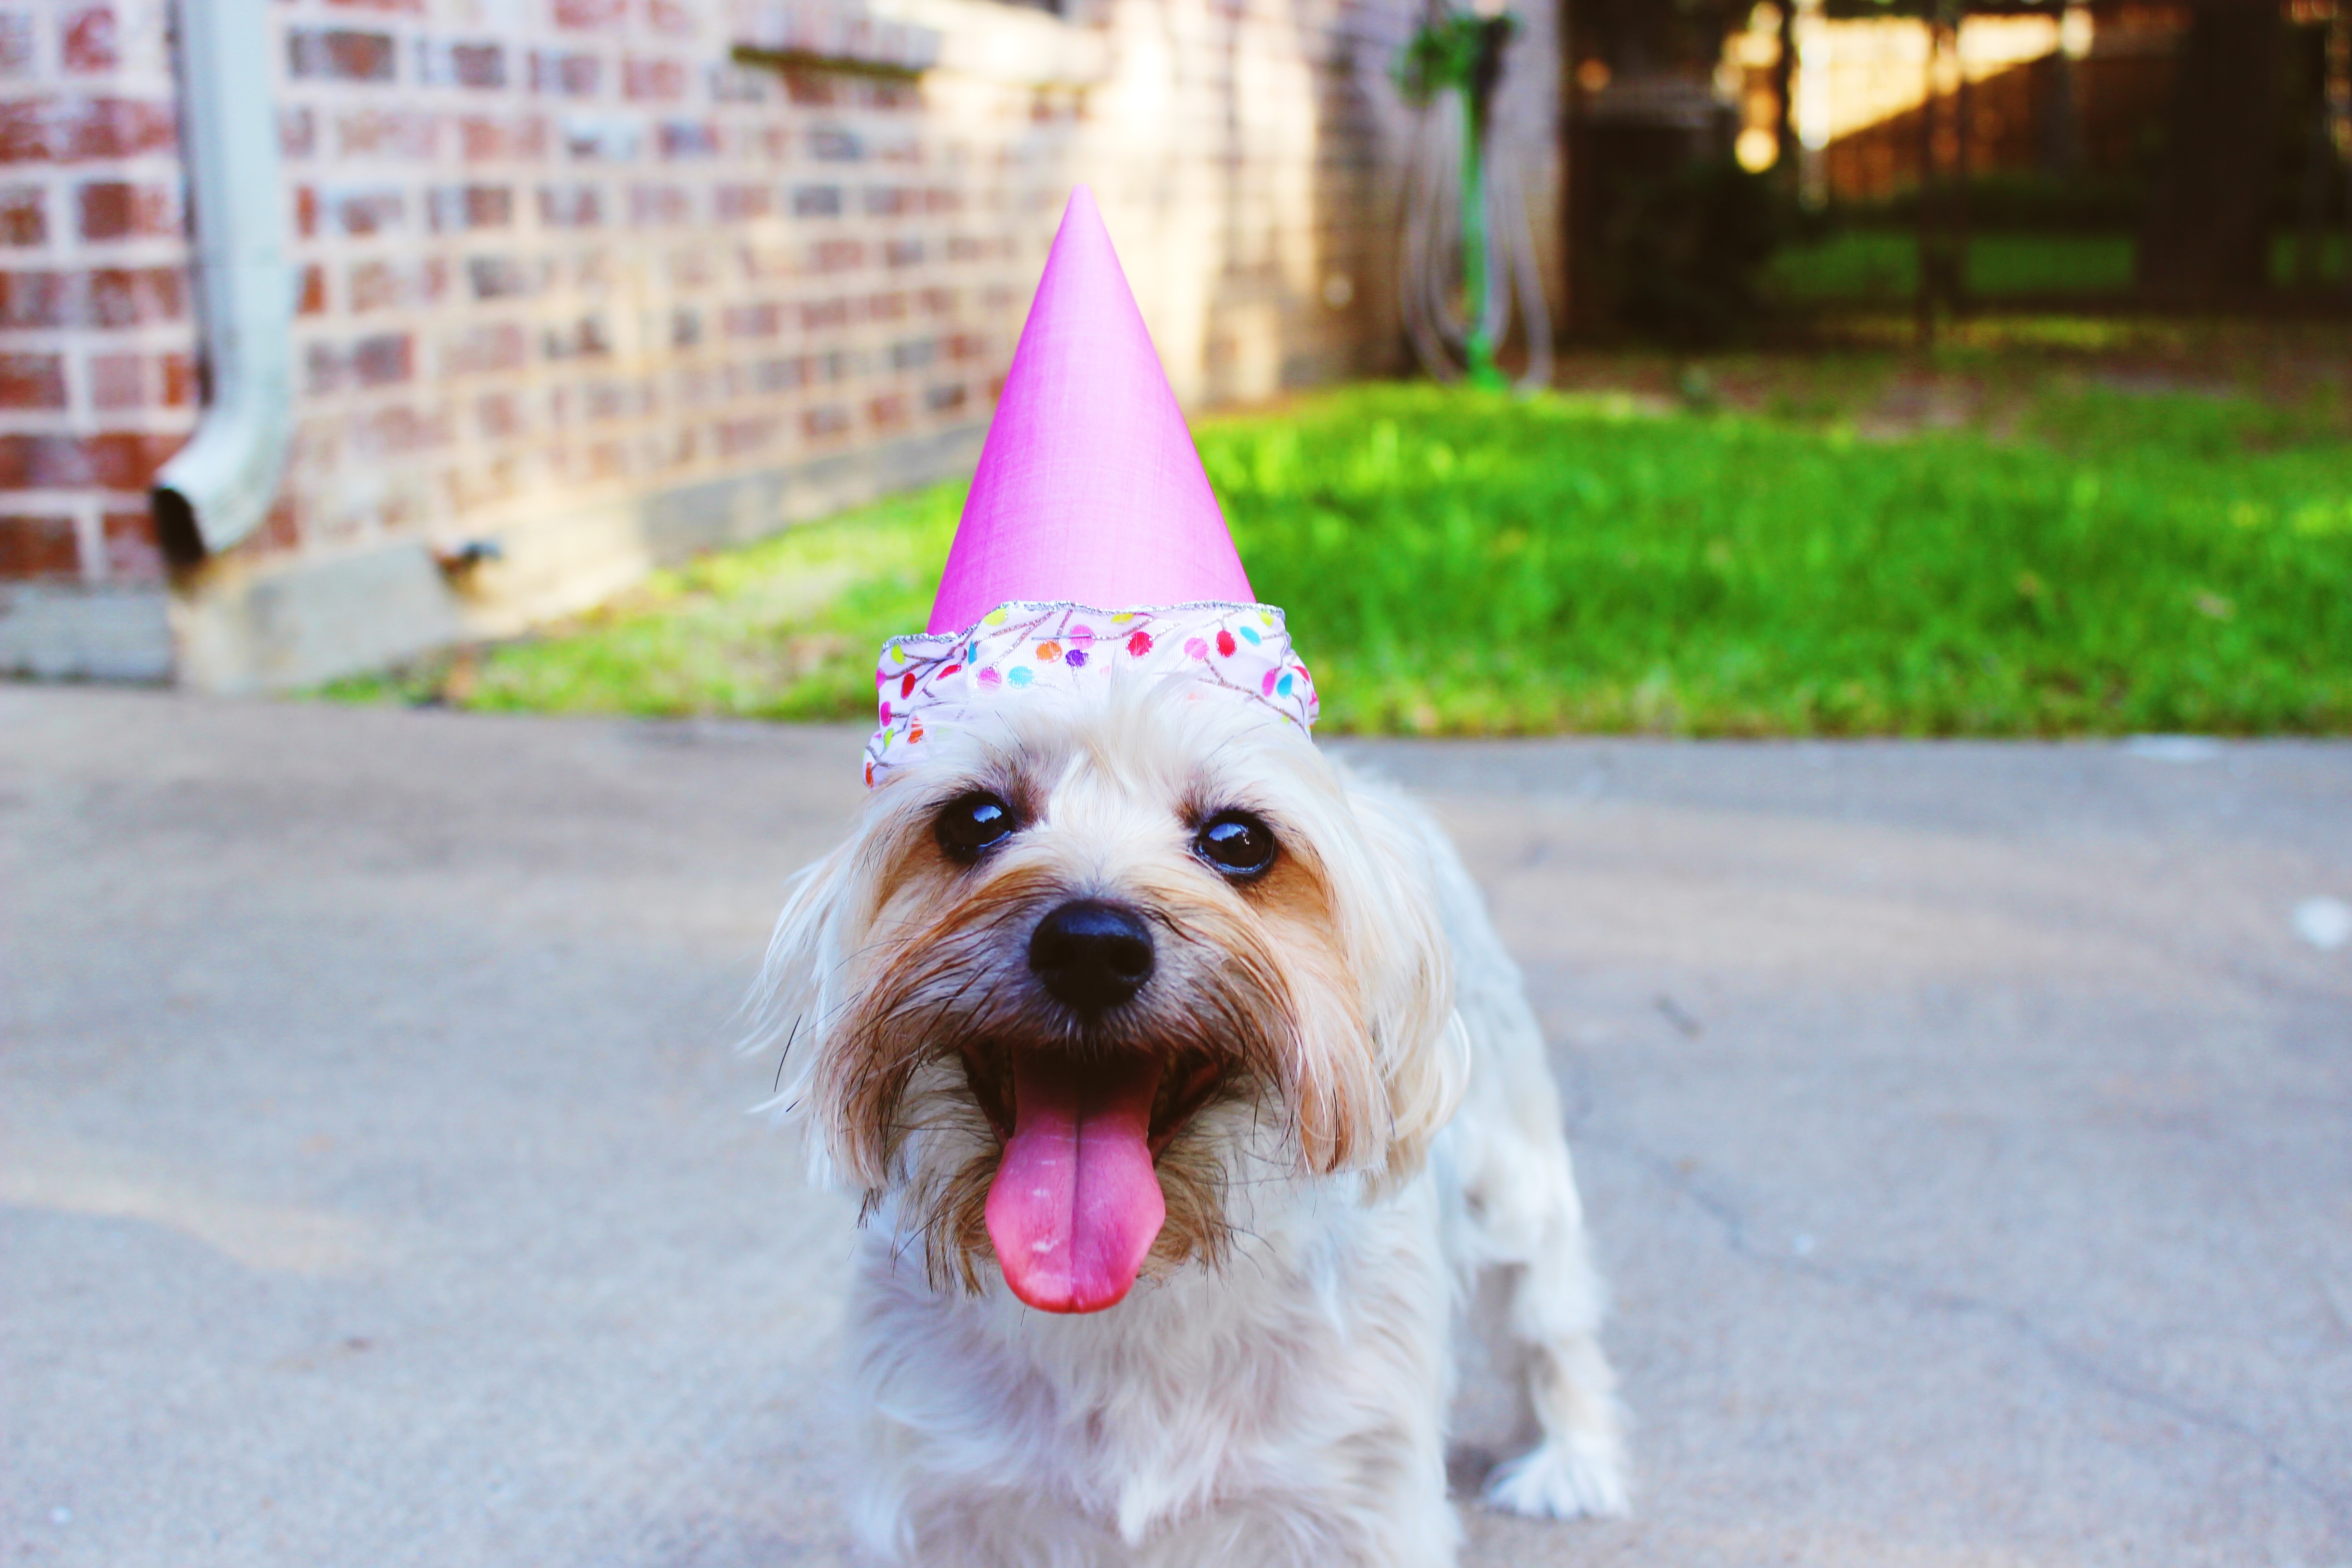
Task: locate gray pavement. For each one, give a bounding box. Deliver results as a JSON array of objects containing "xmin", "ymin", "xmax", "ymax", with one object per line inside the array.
[{"xmin": 5, "ymin": 686, "xmax": 2349, "ymax": 1568}]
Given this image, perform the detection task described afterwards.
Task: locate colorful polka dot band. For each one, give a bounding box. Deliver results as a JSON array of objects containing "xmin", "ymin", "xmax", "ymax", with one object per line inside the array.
[{"xmin": 864, "ymin": 600, "xmax": 1318, "ymax": 786}]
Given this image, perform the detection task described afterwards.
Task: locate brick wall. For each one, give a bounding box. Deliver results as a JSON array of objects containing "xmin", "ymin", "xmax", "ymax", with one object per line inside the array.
[
  {"xmin": 0, "ymin": 0, "xmax": 191, "ymax": 588},
  {"xmin": 1, "ymin": 0, "xmax": 1558, "ymax": 683}
]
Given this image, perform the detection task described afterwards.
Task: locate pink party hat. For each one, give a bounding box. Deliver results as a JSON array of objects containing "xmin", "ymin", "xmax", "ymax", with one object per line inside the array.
[{"xmin": 927, "ymin": 186, "xmax": 1252, "ymax": 633}]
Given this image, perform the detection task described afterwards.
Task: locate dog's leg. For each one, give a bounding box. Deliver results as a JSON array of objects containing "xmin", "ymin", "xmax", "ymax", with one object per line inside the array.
[
  {"xmin": 1381, "ymin": 782, "xmax": 1630, "ymax": 1520},
  {"xmin": 1468, "ymin": 1137, "xmax": 1630, "ymax": 1521}
]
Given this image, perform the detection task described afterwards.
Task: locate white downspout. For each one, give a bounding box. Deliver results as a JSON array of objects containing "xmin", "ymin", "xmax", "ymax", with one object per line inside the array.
[{"xmin": 152, "ymin": 0, "xmax": 292, "ymax": 565}]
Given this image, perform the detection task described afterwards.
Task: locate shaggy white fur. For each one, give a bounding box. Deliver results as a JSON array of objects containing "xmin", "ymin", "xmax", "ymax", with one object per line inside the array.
[{"xmin": 755, "ymin": 680, "xmax": 1626, "ymax": 1566}]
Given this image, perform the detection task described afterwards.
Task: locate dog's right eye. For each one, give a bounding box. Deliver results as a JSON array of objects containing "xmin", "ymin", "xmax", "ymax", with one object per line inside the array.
[{"xmin": 936, "ymin": 792, "xmax": 1018, "ymax": 863}]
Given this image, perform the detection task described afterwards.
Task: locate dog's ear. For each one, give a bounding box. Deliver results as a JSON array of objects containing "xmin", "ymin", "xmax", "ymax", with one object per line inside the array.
[
  {"xmin": 749, "ymin": 838, "xmax": 853, "ymax": 1096},
  {"xmin": 746, "ymin": 815, "xmax": 888, "ymax": 1185},
  {"xmin": 1326, "ymin": 773, "xmax": 1466, "ymax": 1191}
]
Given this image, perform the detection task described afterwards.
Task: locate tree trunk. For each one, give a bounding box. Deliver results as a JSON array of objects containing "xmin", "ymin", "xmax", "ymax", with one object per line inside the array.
[{"xmin": 2136, "ymin": 0, "xmax": 2285, "ymax": 303}]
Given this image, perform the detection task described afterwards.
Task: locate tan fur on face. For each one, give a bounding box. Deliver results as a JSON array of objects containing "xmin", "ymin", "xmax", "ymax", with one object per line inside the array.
[{"xmin": 756, "ymin": 677, "xmax": 1463, "ymax": 1296}]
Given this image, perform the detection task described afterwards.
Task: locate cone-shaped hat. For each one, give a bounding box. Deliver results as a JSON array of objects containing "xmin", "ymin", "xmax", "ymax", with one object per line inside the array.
[
  {"xmin": 865, "ymin": 187, "xmax": 1314, "ymax": 789},
  {"xmin": 927, "ymin": 186, "xmax": 1251, "ymax": 633}
]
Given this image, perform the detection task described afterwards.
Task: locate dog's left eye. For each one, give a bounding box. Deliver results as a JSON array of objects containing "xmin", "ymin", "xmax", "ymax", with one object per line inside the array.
[
  {"xmin": 1194, "ymin": 810, "xmax": 1278, "ymax": 879},
  {"xmin": 936, "ymin": 792, "xmax": 1018, "ymax": 863}
]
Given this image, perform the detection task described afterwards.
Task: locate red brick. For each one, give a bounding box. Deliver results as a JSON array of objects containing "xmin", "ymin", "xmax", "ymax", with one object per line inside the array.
[
  {"xmin": 288, "ymin": 29, "xmax": 398, "ymax": 82},
  {"xmin": 658, "ymin": 119, "xmax": 715, "ymax": 158},
  {"xmin": 813, "ymin": 238, "xmax": 862, "ymax": 272},
  {"xmin": 462, "ymin": 256, "xmax": 529, "ymax": 300},
  {"xmin": 349, "ymin": 260, "xmax": 397, "ymax": 311},
  {"xmin": 102, "ymin": 508, "xmax": 161, "ymax": 578},
  {"xmin": 554, "ymin": 0, "xmax": 626, "ymax": 29},
  {"xmin": 88, "ymin": 350, "xmax": 142, "ymax": 407},
  {"xmin": 0, "ymin": 270, "xmax": 73, "ymax": 327},
  {"xmin": 298, "ymin": 264, "xmax": 327, "ymax": 315},
  {"xmin": 336, "ymin": 110, "xmax": 437, "ymax": 159},
  {"xmin": 0, "ymin": 351, "xmax": 65, "ymax": 407},
  {"xmin": 529, "ymin": 49, "xmax": 600, "ymax": 96},
  {"xmin": 0, "ymin": 185, "xmax": 42, "ymax": 245},
  {"xmin": 645, "ymin": 0, "xmax": 695, "ymax": 35},
  {"xmin": 420, "ymin": 40, "xmax": 507, "ymax": 89},
  {"xmin": 350, "ymin": 333, "xmax": 413, "ymax": 386},
  {"xmin": 304, "ymin": 342, "xmax": 342, "ymax": 394},
  {"xmin": 445, "ymin": 322, "xmax": 528, "ymax": 375},
  {"xmin": 427, "ymin": 183, "xmax": 512, "ymax": 232},
  {"xmin": 89, "ymin": 431, "xmax": 182, "ymax": 488},
  {"xmin": 0, "ymin": 430, "xmax": 181, "ymax": 488},
  {"xmin": 84, "ymin": 265, "xmax": 185, "ymax": 325},
  {"xmin": 714, "ymin": 183, "xmax": 772, "ymax": 220},
  {"xmin": 868, "ymin": 392, "xmax": 909, "ymax": 429},
  {"xmin": 259, "ymin": 496, "xmax": 299, "ymax": 554},
  {"xmin": 622, "ymin": 56, "xmax": 686, "ymax": 101},
  {"xmin": 160, "ymin": 351, "xmax": 194, "ymax": 405},
  {"xmin": 802, "ymin": 405, "xmax": 849, "ymax": 440},
  {"xmin": 325, "ymin": 187, "xmax": 403, "ymax": 235},
  {"xmin": 0, "ymin": 98, "xmax": 176, "ymax": 163},
  {"xmin": 475, "ymin": 391, "xmax": 525, "ymax": 437},
  {"xmin": 353, "ymin": 403, "xmax": 447, "ymax": 455},
  {"xmin": 280, "ymin": 107, "xmax": 317, "ymax": 159},
  {"xmin": 628, "ymin": 182, "xmax": 689, "ymax": 226},
  {"xmin": 782, "ymin": 69, "xmax": 837, "ymax": 108},
  {"xmin": 77, "ymin": 180, "xmax": 176, "ymax": 241},
  {"xmin": 714, "ymin": 415, "xmax": 777, "ymax": 457},
  {"xmin": 207, "ymin": 493, "xmax": 299, "ymax": 564},
  {"xmin": 537, "ymin": 184, "xmax": 601, "ymax": 228},
  {"xmin": 720, "ymin": 301, "xmax": 781, "ymax": 338},
  {"xmin": 459, "ymin": 114, "xmax": 545, "ymax": 162},
  {"xmin": 807, "ymin": 126, "xmax": 861, "ymax": 162},
  {"xmin": 542, "ymin": 314, "xmax": 610, "ymax": 358},
  {"xmin": 61, "ymin": 6, "xmax": 118, "ymax": 72},
  {"xmin": 0, "ymin": 514, "xmax": 79, "ymax": 578}
]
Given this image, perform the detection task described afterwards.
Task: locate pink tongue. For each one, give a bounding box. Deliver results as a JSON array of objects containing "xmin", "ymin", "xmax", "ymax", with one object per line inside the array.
[{"xmin": 985, "ymin": 1054, "xmax": 1166, "ymax": 1313}]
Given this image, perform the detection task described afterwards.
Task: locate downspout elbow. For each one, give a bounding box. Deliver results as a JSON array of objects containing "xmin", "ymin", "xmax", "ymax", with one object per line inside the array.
[{"xmin": 153, "ymin": 0, "xmax": 292, "ymax": 568}]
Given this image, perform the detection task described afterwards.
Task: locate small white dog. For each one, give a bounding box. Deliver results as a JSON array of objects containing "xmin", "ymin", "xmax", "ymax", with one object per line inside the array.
[{"xmin": 756, "ymin": 676, "xmax": 1627, "ymax": 1565}]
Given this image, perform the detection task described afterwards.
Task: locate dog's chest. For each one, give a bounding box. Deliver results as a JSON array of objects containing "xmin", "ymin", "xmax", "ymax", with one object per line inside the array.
[{"xmin": 853, "ymin": 1185, "xmax": 1453, "ymax": 1538}]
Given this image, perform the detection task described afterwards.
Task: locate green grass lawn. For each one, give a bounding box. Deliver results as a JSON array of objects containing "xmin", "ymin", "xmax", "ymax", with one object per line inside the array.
[
  {"xmin": 1766, "ymin": 230, "xmax": 2347, "ymax": 303},
  {"xmin": 1766, "ymin": 231, "xmax": 2135, "ymax": 301},
  {"xmin": 331, "ymin": 376, "xmax": 2352, "ymax": 737}
]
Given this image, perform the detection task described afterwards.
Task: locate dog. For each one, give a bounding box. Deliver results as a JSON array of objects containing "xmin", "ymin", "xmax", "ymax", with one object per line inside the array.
[{"xmin": 755, "ymin": 674, "xmax": 1627, "ymax": 1565}]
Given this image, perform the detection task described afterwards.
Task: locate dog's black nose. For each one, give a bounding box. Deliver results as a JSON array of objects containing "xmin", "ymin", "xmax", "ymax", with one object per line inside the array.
[{"xmin": 1029, "ymin": 899, "xmax": 1155, "ymax": 1014}]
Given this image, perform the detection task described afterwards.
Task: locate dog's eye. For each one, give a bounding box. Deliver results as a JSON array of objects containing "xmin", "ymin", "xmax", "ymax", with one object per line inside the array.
[
  {"xmin": 936, "ymin": 791, "xmax": 1018, "ymax": 863},
  {"xmin": 1194, "ymin": 810, "xmax": 1278, "ymax": 879}
]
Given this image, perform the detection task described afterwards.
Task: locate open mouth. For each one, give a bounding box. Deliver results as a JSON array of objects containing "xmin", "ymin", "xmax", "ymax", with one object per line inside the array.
[{"xmin": 961, "ymin": 1047, "xmax": 1225, "ymax": 1315}]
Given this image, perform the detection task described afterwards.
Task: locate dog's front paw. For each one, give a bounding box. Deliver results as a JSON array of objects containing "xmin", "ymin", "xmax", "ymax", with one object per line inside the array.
[{"xmin": 1481, "ymin": 1434, "xmax": 1629, "ymax": 1521}]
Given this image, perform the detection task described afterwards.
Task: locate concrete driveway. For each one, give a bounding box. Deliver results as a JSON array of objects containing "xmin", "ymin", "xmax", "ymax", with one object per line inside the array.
[{"xmin": 5, "ymin": 687, "xmax": 2348, "ymax": 1567}]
